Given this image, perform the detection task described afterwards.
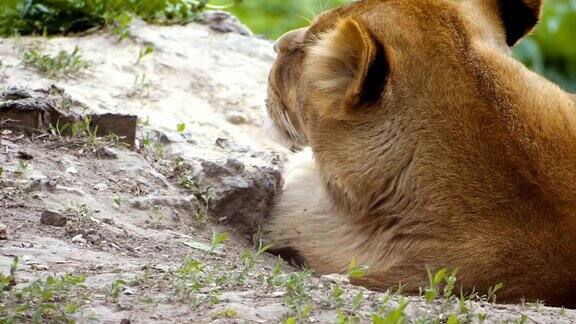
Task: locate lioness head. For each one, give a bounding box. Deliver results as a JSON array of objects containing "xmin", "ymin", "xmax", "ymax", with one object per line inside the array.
[
  {"xmin": 267, "ymin": 0, "xmax": 541, "ymax": 142},
  {"xmin": 267, "ymin": 0, "xmax": 547, "ymax": 211}
]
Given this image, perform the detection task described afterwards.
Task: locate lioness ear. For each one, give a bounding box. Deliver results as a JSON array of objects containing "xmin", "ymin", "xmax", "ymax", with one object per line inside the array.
[
  {"xmin": 480, "ymin": 0, "xmax": 543, "ymax": 46},
  {"xmin": 305, "ymin": 18, "xmax": 388, "ymax": 120}
]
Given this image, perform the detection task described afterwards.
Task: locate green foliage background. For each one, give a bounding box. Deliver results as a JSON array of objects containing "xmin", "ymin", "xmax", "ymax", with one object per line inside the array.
[
  {"xmin": 221, "ymin": 0, "xmax": 576, "ymax": 91},
  {"xmin": 1, "ymin": 0, "xmax": 575, "ymax": 90}
]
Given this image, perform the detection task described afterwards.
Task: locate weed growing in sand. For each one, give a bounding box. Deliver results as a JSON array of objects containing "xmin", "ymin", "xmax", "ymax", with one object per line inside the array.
[
  {"xmin": 71, "ymin": 116, "xmax": 101, "ymax": 147},
  {"xmin": 371, "ymin": 297, "xmax": 410, "ymax": 324},
  {"xmin": 0, "ymin": 257, "xmax": 90, "ymax": 322},
  {"xmin": 347, "ymin": 258, "xmax": 368, "ymax": 279},
  {"xmin": 111, "ymin": 12, "xmax": 133, "ymax": 40},
  {"xmin": 65, "ymin": 201, "xmax": 96, "ymax": 229},
  {"xmin": 179, "ymin": 169, "xmax": 201, "ymax": 193},
  {"xmin": 109, "ymin": 278, "xmax": 127, "ymax": 305},
  {"xmin": 423, "ymin": 267, "xmax": 458, "ymax": 303},
  {"xmin": 171, "ymin": 258, "xmax": 205, "ymax": 304},
  {"xmin": 281, "ymin": 270, "xmax": 315, "ymax": 322},
  {"xmin": 15, "ymin": 160, "xmax": 29, "ymax": 178},
  {"xmin": 137, "ymin": 45, "xmax": 155, "ymax": 64},
  {"xmin": 239, "ymin": 241, "xmax": 272, "ymax": 277},
  {"xmin": 214, "ymin": 307, "xmax": 238, "ymax": 319},
  {"xmin": 129, "ymin": 72, "xmax": 151, "ymax": 97},
  {"xmin": 336, "ymin": 289, "xmax": 365, "ymax": 323},
  {"xmin": 174, "ymin": 159, "xmax": 213, "ymax": 224},
  {"xmin": 193, "ymin": 209, "xmax": 208, "ymax": 224},
  {"xmin": 48, "ymin": 119, "xmax": 70, "ymax": 139},
  {"xmin": 266, "ymin": 256, "xmax": 284, "ymax": 289},
  {"xmin": 486, "ymin": 282, "xmax": 504, "ymax": 303},
  {"xmin": 176, "ymin": 122, "xmax": 186, "ymax": 133},
  {"xmin": 22, "ymin": 46, "xmax": 89, "ymax": 78},
  {"xmin": 50, "ymin": 116, "xmax": 122, "ymax": 152},
  {"xmin": 113, "ymin": 194, "xmax": 124, "ymax": 210},
  {"xmin": 0, "ymin": 59, "xmax": 9, "ymax": 80},
  {"xmin": 210, "ymin": 230, "xmax": 230, "ymax": 252},
  {"xmin": 0, "ymin": 165, "xmax": 5, "ymax": 179}
]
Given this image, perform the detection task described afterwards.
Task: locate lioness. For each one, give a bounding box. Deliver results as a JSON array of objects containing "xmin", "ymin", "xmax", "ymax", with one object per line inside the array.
[{"xmin": 265, "ymin": 0, "xmax": 576, "ymax": 307}]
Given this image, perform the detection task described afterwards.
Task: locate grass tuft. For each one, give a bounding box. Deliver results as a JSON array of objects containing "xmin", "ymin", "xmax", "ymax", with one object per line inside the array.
[{"xmin": 22, "ymin": 46, "xmax": 90, "ymax": 78}]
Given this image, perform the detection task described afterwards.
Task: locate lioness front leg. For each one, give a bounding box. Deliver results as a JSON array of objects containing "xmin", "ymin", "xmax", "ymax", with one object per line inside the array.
[{"xmin": 267, "ymin": 149, "xmax": 377, "ymax": 275}]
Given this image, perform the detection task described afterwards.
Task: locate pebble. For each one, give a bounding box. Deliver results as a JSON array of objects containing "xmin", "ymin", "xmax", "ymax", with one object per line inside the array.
[
  {"xmin": 95, "ymin": 147, "xmax": 118, "ymax": 159},
  {"xmin": 226, "ymin": 112, "xmax": 248, "ymax": 125},
  {"xmin": 71, "ymin": 234, "xmax": 87, "ymax": 244},
  {"xmin": 93, "ymin": 183, "xmax": 108, "ymax": 191},
  {"xmin": 0, "ymin": 223, "xmax": 7, "ymax": 240},
  {"xmin": 39, "ymin": 210, "xmax": 68, "ymax": 227},
  {"xmin": 320, "ymin": 274, "xmax": 350, "ymax": 284}
]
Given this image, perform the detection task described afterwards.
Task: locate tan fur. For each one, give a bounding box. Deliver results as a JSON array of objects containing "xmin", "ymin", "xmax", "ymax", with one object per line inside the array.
[{"xmin": 266, "ymin": 0, "xmax": 576, "ymax": 307}]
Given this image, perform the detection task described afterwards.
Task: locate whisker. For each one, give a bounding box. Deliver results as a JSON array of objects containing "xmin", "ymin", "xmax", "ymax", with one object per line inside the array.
[{"xmin": 298, "ymin": 14, "xmax": 313, "ymax": 25}]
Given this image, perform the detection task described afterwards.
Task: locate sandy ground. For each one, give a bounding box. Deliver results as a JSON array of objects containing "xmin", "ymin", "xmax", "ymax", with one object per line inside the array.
[{"xmin": 1, "ymin": 17, "xmax": 575, "ymax": 323}]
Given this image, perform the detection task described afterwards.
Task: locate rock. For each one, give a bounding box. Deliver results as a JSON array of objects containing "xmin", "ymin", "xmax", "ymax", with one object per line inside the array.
[
  {"xmin": 65, "ymin": 165, "xmax": 78, "ymax": 174},
  {"xmin": 102, "ymin": 218, "xmax": 115, "ymax": 225},
  {"xmin": 0, "ymin": 223, "xmax": 7, "ymax": 240},
  {"xmin": 93, "ymin": 183, "xmax": 109, "ymax": 191},
  {"xmin": 16, "ymin": 151, "xmax": 33, "ymax": 160},
  {"xmin": 85, "ymin": 233, "xmax": 101, "ymax": 244},
  {"xmin": 95, "ymin": 147, "xmax": 118, "ymax": 159},
  {"xmin": 198, "ymin": 11, "xmax": 252, "ymax": 36},
  {"xmin": 158, "ymin": 131, "xmax": 191, "ymax": 144},
  {"xmin": 56, "ymin": 185, "xmax": 87, "ymax": 196},
  {"xmin": 215, "ymin": 137, "xmax": 231, "ymax": 149},
  {"xmin": 0, "ymin": 86, "xmax": 80, "ymax": 131},
  {"xmin": 199, "ymin": 158, "xmax": 282, "ymax": 236},
  {"xmin": 39, "ymin": 210, "xmax": 68, "ymax": 227},
  {"xmin": 320, "ymin": 274, "xmax": 350, "ymax": 284},
  {"xmin": 122, "ymin": 286, "xmax": 135, "ymax": 295},
  {"xmin": 226, "ymin": 112, "xmax": 248, "ymax": 125},
  {"xmin": 71, "ymin": 234, "xmax": 87, "ymax": 244},
  {"xmin": 0, "ymin": 86, "xmax": 138, "ymax": 148},
  {"xmin": 65, "ymin": 225, "xmax": 83, "ymax": 237},
  {"xmin": 89, "ymin": 113, "xmax": 138, "ymax": 149},
  {"xmin": 129, "ymin": 195, "xmax": 200, "ymax": 211}
]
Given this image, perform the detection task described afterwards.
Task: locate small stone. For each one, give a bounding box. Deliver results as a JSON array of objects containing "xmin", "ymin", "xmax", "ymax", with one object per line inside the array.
[
  {"xmin": 95, "ymin": 147, "xmax": 118, "ymax": 159},
  {"xmin": 122, "ymin": 286, "xmax": 135, "ymax": 295},
  {"xmin": 71, "ymin": 234, "xmax": 86, "ymax": 244},
  {"xmin": 271, "ymin": 291, "xmax": 285, "ymax": 298},
  {"xmin": 17, "ymin": 151, "xmax": 33, "ymax": 160},
  {"xmin": 226, "ymin": 112, "xmax": 248, "ymax": 125},
  {"xmin": 30, "ymin": 264, "xmax": 48, "ymax": 271},
  {"xmin": 65, "ymin": 225, "xmax": 83, "ymax": 237},
  {"xmin": 1, "ymin": 129, "xmax": 12, "ymax": 135},
  {"xmin": 65, "ymin": 165, "xmax": 78, "ymax": 174},
  {"xmin": 85, "ymin": 234, "xmax": 101, "ymax": 244},
  {"xmin": 215, "ymin": 137, "xmax": 231, "ymax": 149},
  {"xmin": 102, "ymin": 218, "xmax": 115, "ymax": 225},
  {"xmin": 129, "ymin": 195, "xmax": 199, "ymax": 211},
  {"xmin": 39, "ymin": 210, "xmax": 68, "ymax": 227},
  {"xmin": 0, "ymin": 223, "xmax": 7, "ymax": 240},
  {"xmin": 320, "ymin": 274, "xmax": 350, "ymax": 284},
  {"xmin": 159, "ymin": 131, "xmax": 188, "ymax": 144},
  {"xmin": 93, "ymin": 183, "xmax": 108, "ymax": 191},
  {"xmin": 120, "ymin": 319, "xmax": 131, "ymax": 324}
]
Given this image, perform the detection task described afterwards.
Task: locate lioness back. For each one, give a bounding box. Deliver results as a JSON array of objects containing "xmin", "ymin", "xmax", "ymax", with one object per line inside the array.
[{"xmin": 266, "ymin": 0, "xmax": 576, "ymax": 307}]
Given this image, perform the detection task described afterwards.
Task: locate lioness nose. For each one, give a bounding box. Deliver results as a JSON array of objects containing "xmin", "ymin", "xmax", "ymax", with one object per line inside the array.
[{"xmin": 274, "ymin": 27, "xmax": 308, "ymax": 53}]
